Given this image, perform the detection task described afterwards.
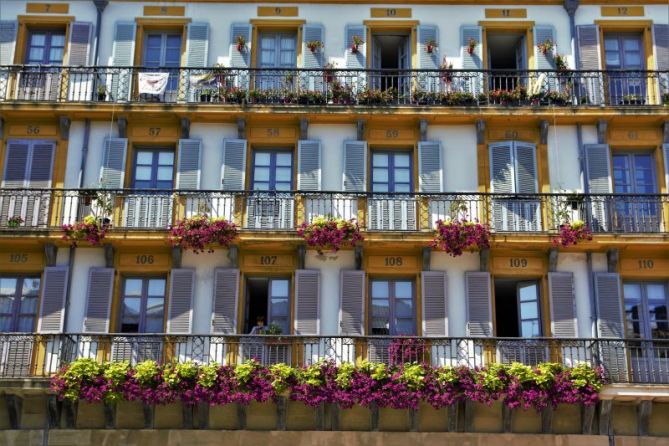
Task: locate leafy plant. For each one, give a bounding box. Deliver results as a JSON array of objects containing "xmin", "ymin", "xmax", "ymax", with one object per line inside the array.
[
  {"xmin": 236, "ymin": 35, "xmax": 246, "ymax": 52},
  {"xmin": 537, "ymin": 38, "xmax": 554, "ymax": 55},
  {"xmin": 467, "ymin": 37, "xmax": 478, "ymax": 55},
  {"xmin": 554, "ymin": 54, "xmax": 569, "ymax": 71},
  {"xmin": 439, "ymin": 57, "xmax": 454, "ymax": 83},
  {"xmin": 306, "ymin": 40, "xmax": 323, "ymax": 53},
  {"xmin": 431, "ymin": 219, "xmax": 491, "ymax": 257},
  {"xmin": 552, "ymin": 220, "xmax": 593, "ymax": 248},
  {"xmin": 297, "ymin": 216, "xmax": 364, "ymax": 254},
  {"xmin": 351, "ymin": 35, "xmax": 364, "ymax": 53},
  {"xmin": 425, "ymin": 39, "xmax": 438, "ymax": 54},
  {"xmin": 62, "ymin": 214, "xmax": 109, "ymax": 247},
  {"xmin": 7, "ymin": 215, "xmax": 24, "ymax": 228},
  {"xmin": 266, "ymin": 322, "xmax": 283, "ymax": 335}
]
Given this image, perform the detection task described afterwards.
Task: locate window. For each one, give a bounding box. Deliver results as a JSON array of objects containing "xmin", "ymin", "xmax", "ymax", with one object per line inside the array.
[
  {"xmin": 604, "ymin": 33, "xmax": 645, "ymax": 105},
  {"xmin": 256, "ymin": 31, "xmax": 297, "ymax": 90},
  {"xmin": 133, "ymin": 149, "xmax": 174, "ymax": 189},
  {"xmin": 25, "ymin": 29, "xmax": 65, "ymax": 64},
  {"xmin": 370, "ymin": 279, "xmax": 415, "ymax": 335},
  {"xmin": 245, "ymin": 277, "xmax": 290, "ymax": 335},
  {"xmin": 612, "ymin": 152, "xmax": 659, "ymax": 232},
  {"xmin": 143, "ymin": 31, "xmax": 182, "ymax": 95},
  {"xmin": 624, "ymin": 282, "xmax": 668, "ymax": 341},
  {"xmin": 251, "ymin": 150, "xmax": 293, "ymax": 191},
  {"xmin": 370, "ymin": 33, "xmax": 411, "ymax": 93},
  {"xmin": 0, "ymin": 277, "xmax": 41, "ymax": 333},
  {"xmin": 119, "ymin": 277, "xmax": 166, "ymax": 333},
  {"xmin": 371, "ymin": 152, "xmax": 412, "ymax": 193},
  {"xmin": 486, "ymin": 31, "xmax": 527, "ymax": 91},
  {"xmin": 494, "ymin": 279, "xmax": 542, "ymax": 337}
]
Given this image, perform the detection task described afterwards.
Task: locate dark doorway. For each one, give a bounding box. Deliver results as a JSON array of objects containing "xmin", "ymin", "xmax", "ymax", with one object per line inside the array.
[{"xmin": 494, "ymin": 278, "xmax": 542, "ymax": 337}]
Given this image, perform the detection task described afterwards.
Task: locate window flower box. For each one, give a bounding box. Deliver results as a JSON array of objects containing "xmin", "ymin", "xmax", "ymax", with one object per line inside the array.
[
  {"xmin": 298, "ymin": 216, "xmax": 363, "ymax": 254},
  {"xmin": 168, "ymin": 214, "xmax": 238, "ymax": 254}
]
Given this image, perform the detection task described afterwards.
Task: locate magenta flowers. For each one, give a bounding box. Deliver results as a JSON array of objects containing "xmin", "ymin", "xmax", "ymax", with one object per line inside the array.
[
  {"xmin": 297, "ymin": 216, "xmax": 364, "ymax": 255},
  {"xmin": 62, "ymin": 215, "xmax": 108, "ymax": 247},
  {"xmin": 552, "ymin": 220, "xmax": 593, "ymax": 248},
  {"xmin": 168, "ymin": 215, "xmax": 239, "ymax": 254},
  {"xmin": 431, "ymin": 219, "xmax": 491, "ymax": 257}
]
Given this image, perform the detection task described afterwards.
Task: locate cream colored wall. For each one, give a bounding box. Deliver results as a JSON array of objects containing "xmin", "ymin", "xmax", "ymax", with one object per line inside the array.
[
  {"xmin": 308, "ymin": 124, "xmax": 357, "ymax": 191},
  {"xmin": 189, "ymin": 123, "xmax": 238, "ymax": 190}
]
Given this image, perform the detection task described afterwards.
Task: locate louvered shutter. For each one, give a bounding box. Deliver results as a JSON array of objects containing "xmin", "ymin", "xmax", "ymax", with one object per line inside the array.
[
  {"xmin": 548, "ymin": 272, "xmax": 577, "ymax": 337},
  {"xmin": 301, "ymin": 24, "xmax": 325, "ymax": 69},
  {"xmin": 461, "ymin": 24, "xmax": 483, "ymax": 95},
  {"xmin": 342, "ymin": 140, "xmax": 367, "ymax": 192},
  {"xmin": 417, "ymin": 25, "xmax": 439, "ymax": 70},
  {"xmin": 167, "ymin": 269, "xmax": 195, "ymax": 334},
  {"xmin": 297, "ymin": 140, "xmax": 321, "ymax": 191},
  {"xmin": 111, "ymin": 22, "xmax": 136, "ymax": 101},
  {"xmin": 176, "ymin": 139, "xmax": 202, "ymax": 190},
  {"xmin": 2, "ymin": 140, "xmax": 30, "ymax": 187},
  {"xmin": 534, "ymin": 26, "xmax": 556, "ymax": 70},
  {"xmin": 295, "ymin": 269, "xmax": 320, "ymax": 335},
  {"xmin": 663, "ymin": 144, "xmax": 669, "ymax": 196},
  {"xmin": 37, "ymin": 267, "xmax": 69, "ymax": 333},
  {"xmin": 212, "ymin": 268, "xmax": 239, "ymax": 334},
  {"xmin": 465, "ymin": 271, "xmax": 492, "ymax": 337},
  {"xmin": 27, "ymin": 141, "xmax": 55, "ymax": 188},
  {"xmin": 100, "ymin": 137, "xmax": 128, "ymax": 188},
  {"xmin": 83, "ymin": 268, "xmax": 114, "ymax": 333},
  {"xmin": 653, "ymin": 25, "xmax": 669, "ymax": 105},
  {"xmin": 186, "ymin": 22, "xmax": 209, "ymax": 67},
  {"xmin": 339, "ymin": 270, "xmax": 365, "ymax": 335},
  {"xmin": 576, "ymin": 25, "xmax": 602, "ymax": 105},
  {"xmin": 594, "ymin": 272, "xmax": 628, "ymax": 381},
  {"xmin": 584, "ymin": 144, "xmax": 612, "ymax": 231},
  {"xmin": 229, "ymin": 23, "xmax": 252, "ymax": 67},
  {"xmin": 489, "ymin": 142, "xmax": 514, "ymax": 193},
  {"xmin": 345, "ymin": 24, "xmax": 366, "ymax": 69},
  {"xmin": 514, "ymin": 143, "xmax": 538, "ymax": 193},
  {"xmin": 221, "ymin": 139, "xmax": 247, "ymax": 190},
  {"xmin": 422, "ymin": 271, "xmax": 448, "ymax": 336},
  {"xmin": 418, "ymin": 141, "xmax": 443, "ymax": 193},
  {"xmin": 68, "ymin": 22, "xmax": 93, "ymax": 65},
  {"xmin": 0, "ymin": 21, "xmax": 18, "ymax": 65}
]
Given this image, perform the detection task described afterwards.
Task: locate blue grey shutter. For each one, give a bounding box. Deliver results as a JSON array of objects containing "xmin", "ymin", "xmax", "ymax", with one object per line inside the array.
[
  {"xmin": 0, "ymin": 21, "xmax": 18, "ymax": 65},
  {"xmin": 345, "ymin": 24, "xmax": 366, "ymax": 69},
  {"xmin": 111, "ymin": 22, "xmax": 136, "ymax": 101},
  {"xmin": 594, "ymin": 272, "xmax": 628, "ymax": 382},
  {"xmin": 514, "ymin": 142, "xmax": 538, "ymax": 193},
  {"xmin": 461, "ymin": 25, "xmax": 483, "ymax": 69},
  {"xmin": 576, "ymin": 25, "xmax": 601, "ymax": 70},
  {"xmin": 100, "ymin": 137, "xmax": 128, "ymax": 188},
  {"xmin": 417, "ymin": 25, "xmax": 439, "ymax": 70},
  {"xmin": 465, "ymin": 271, "xmax": 492, "ymax": 337},
  {"xmin": 186, "ymin": 22, "xmax": 209, "ymax": 67},
  {"xmin": 212, "ymin": 268, "xmax": 239, "ymax": 334},
  {"xmin": 176, "ymin": 139, "xmax": 202, "ymax": 190},
  {"xmin": 534, "ymin": 26, "xmax": 556, "ymax": 70},
  {"xmin": 229, "ymin": 23, "xmax": 252, "ymax": 68},
  {"xmin": 418, "ymin": 141, "xmax": 443, "ymax": 193},
  {"xmin": 295, "ymin": 269, "xmax": 320, "ymax": 335},
  {"xmin": 422, "ymin": 271, "xmax": 448, "ymax": 336},
  {"xmin": 489, "ymin": 142, "xmax": 514, "ymax": 193},
  {"xmin": 83, "ymin": 268, "xmax": 114, "ymax": 333},
  {"xmin": 37, "ymin": 266, "xmax": 69, "ymax": 333},
  {"xmin": 548, "ymin": 272, "xmax": 577, "ymax": 337},
  {"xmin": 221, "ymin": 139, "xmax": 247, "ymax": 190},
  {"xmin": 584, "ymin": 144, "xmax": 612, "ymax": 231},
  {"xmin": 653, "ymin": 25, "xmax": 669, "ymax": 104},
  {"xmin": 297, "ymin": 140, "xmax": 321, "ymax": 191},
  {"xmin": 663, "ymin": 144, "xmax": 669, "ymax": 195},
  {"xmin": 339, "ymin": 270, "xmax": 364, "ymax": 335},
  {"xmin": 301, "ymin": 24, "xmax": 325, "ymax": 69},
  {"xmin": 68, "ymin": 22, "xmax": 93, "ymax": 66},
  {"xmin": 167, "ymin": 269, "xmax": 195, "ymax": 334},
  {"xmin": 28, "ymin": 141, "xmax": 55, "ymax": 188},
  {"xmin": 2, "ymin": 140, "xmax": 30, "ymax": 187},
  {"xmin": 342, "ymin": 140, "xmax": 367, "ymax": 192}
]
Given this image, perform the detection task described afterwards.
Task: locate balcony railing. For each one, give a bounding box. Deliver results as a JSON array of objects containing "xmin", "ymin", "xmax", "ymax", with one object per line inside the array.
[
  {"xmin": 0, "ymin": 333, "xmax": 666, "ymax": 384},
  {"xmin": 1, "ymin": 189, "xmax": 668, "ymax": 234},
  {"xmin": 1, "ymin": 66, "xmax": 667, "ymax": 107}
]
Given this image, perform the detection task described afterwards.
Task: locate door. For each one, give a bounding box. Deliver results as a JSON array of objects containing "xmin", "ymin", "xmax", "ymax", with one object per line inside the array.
[
  {"xmin": 369, "ymin": 151, "xmax": 416, "ymax": 230},
  {"xmin": 19, "ymin": 29, "xmax": 66, "ymax": 100},
  {"xmin": 124, "ymin": 149, "xmax": 174, "ymax": 228},
  {"xmin": 604, "ymin": 34, "xmax": 645, "ymax": 104},
  {"xmin": 256, "ymin": 32, "xmax": 297, "ymax": 91},
  {"xmin": 398, "ymin": 37, "xmax": 411, "ymax": 97},
  {"xmin": 247, "ymin": 150, "xmax": 294, "ymax": 230},
  {"xmin": 142, "ymin": 32, "xmax": 182, "ymax": 101},
  {"xmin": 371, "ymin": 36, "xmax": 383, "ymax": 90},
  {"xmin": 612, "ymin": 153, "xmax": 659, "ymax": 232}
]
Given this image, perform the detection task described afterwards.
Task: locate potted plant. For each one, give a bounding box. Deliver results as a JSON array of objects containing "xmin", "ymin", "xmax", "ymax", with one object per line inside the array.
[
  {"xmin": 96, "ymin": 85, "xmax": 107, "ymax": 101},
  {"xmin": 425, "ymin": 39, "xmax": 438, "ymax": 54},
  {"xmin": 266, "ymin": 322, "xmax": 283, "ymax": 335},
  {"xmin": 236, "ymin": 34, "xmax": 246, "ymax": 52},
  {"xmin": 330, "ymin": 80, "xmax": 354, "ymax": 104},
  {"xmin": 297, "ymin": 216, "xmax": 363, "ymax": 255},
  {"xmin": 323, "ymin": 62, "xmax": 336, "ymax": 83},
  {"xmin": 554, "ymin": 54, "xmax": 569, "ymax": 72},
  {"xmin": 62, "ymin": 215, "xmax": 109, "ymax": 247},
  {"xmin": 439, "ymin": 57, "xmax": 454, "ymax": 84},
  {"xmin": 621, "ymin": 94, "xmax": 644, "ymax": 105},
  {"xmin": 552, "ymin": 219, "xmax": 593, "ymax": 248},
  {"xmin": 306, "ymin": 40, "xmax": 323, "ymax": 53},
  {"xmin": 467, "ymin": 37, "xmax": 478, "ymax": 55},
  {"xmin": 351, "ymin": 35, "xmax": 364, "ymax": 53},
  {"xmin": 431, "ymin": 218, "xmax": 491, "ymax": 257},
  {"xmin": 200, "ymin": 88, "xmax": 213, "ymax": 102},
  {"xmin": 7, "ymin": 216, "xmax": 24, "ymax": 228},
  {"xmin": 537, "ymin": 38, "xmax": 555, "ymax": 55},
  {"xmin": 169, "ymin": 214, "xmax": 238, "ymax": 254}
]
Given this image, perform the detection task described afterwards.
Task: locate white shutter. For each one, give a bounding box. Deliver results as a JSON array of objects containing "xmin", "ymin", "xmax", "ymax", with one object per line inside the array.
[
  {"xmin": 221, "ymin": 139, "xmax": 247, "ymax": 191},
  {"xmin": 342, "ymin": 140, "xmax": 367, "ymax": 192},
  {"xmin": 167, "ymin": 269, "xmax": 195, "ymax": 334},
  {"xmin": 100, "ymin": 138, "xmax": 128, "ymax": 189},
  {"xmin": 176, "ymin": 139, "xmax": 202, "ymax": 190},
  {"xmin": 186, "ymin": 23, "xmax": 209, "ymax": 67},
  {"xmin": 418, "ymin": 141, "xmax": 443, "ymax": 193},
  {"xmin": 83, "ymin": 268, "xmax": 115, "ymax": 333},
  {"xmin": 422, "ymin": 271, "xmax": 448, "ymax": 336},
  {"xmin": 295, "ymin": 269, "xmax": 320, "ymax": 335},
  {"xmin": 465, "ymin": 271, "xmax": 492, "ymax": 337},
  {"xmin": 548, "ymin": 272, "xmax": 577, "ymax": 338},
  {"xmin": 297, "ymin": 140, "xmax": 322, "ymax": 191}
]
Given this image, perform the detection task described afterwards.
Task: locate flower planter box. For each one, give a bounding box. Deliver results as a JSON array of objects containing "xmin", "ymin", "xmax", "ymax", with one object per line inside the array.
[
  {"xmin": 553, "ymin": 404, "xmax": 581, "ymax": 434},
  {"xmin": 649, "ymin": 402, "xmax": 669, "ymax": 436},
  {"xmin": 417, "ymin": 402, "xmax": 449, "ymax": 432},
  {"xmin": 338, "ymin": 405, "xmax": 372, "ymax": 431},
  {"xmin": 20, "ymin": 394, "xmax": 48, "ymax": 429},
  {"xmin": 511, "ymin": 408, "xmax": 542, "ymax": 433},
  {"xmin": 378, "ymin": 407, "xmax": 410, "ymax": 431},
  {"xmin": 154, "ymin": 402, "xmax": 183, "ymax": 429},
  {"xmin": 469, "ymin": 401, "xmax": 503, "ymax": 433},
  {"xmin": 76, "ymin": 402, "xmax": 105, "ymax": 429},
  {"xmin": 245, "ymin": 400, "xmax": 277, "ymax": 430},
  {"xmin": 612, "ymin": 403, "xmax": 637, "ymax": 436},
  {"xmin": 286, "ymin": 400, "xmax": 318, "ymax": 430},
  {"xmin": 208, "ymin": 404, "xmax": 239, "ymax": 429},
  {"xmin": 115, "ymin": 401, "xmax": 145, "ymax": 429}
]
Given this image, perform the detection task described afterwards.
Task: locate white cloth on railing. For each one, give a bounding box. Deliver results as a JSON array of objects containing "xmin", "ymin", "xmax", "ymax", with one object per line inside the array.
[
  {"xmin": 138, "ymin": 72, "xmax": 170, "ymax": 95},
  {"xmin": 189, "ymin": 73, "xmax": 216, "ymax": 88}
]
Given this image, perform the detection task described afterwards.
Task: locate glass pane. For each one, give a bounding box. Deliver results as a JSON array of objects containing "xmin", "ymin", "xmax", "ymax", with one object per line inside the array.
[
  {"xmin": 137, "ymin": 152, "xmax": 153, "ymax": 165},
  {"xmin": 373, "ymin": 168, "xmax": 388, "ymax": 182},
  {"xmin": 623, "ymin": 38, "xmax": 640, "ymax": 51},
  {"xmin": 0, "ymin": 296, "xmax": 13, "ymax": 314},
  {"xmin": 148, "ymin": 279, "xmax": 165, "ymax": 297},
  {"xmin": 624, "ymin": 283, "xmax": 642, "ymax": 301},
  {"xmin": 144, "ymin": 316, "xmax": 163, "ymax": 333},
  {"xmin": 22, "ymin": 278, "xmax": 40, "ymax": 295},
  {"xmin": 647, "ymin": 284, "xmax": 667, "ymax": 302},
  {"xmin": 254, "ymin": 153, "xmax": 271, "ymax": 166},
  {"xmin": 166, "ymin": 35, "xmax": 182, "ymax": 47},
  {"xmin": 395, "ymin": 281, "xmax": 412, "ymax": 299},
  {"xmin": 275, "ymin": 167, "xmax": 292, "ymax": 182},
  {"xmin": 157, "ymin": 166, "xmax": 173, "ymax": 181},
  {"xmin": 0, "ymin": 316, "xmax": 11, "ymax": 332},
  {"xmin": 625, "ymin": 52, "xmax": 641, "ymax": 66},
  {"xmin": 158, "ymin": 152, "xmax": 174, "ymax": 165},
  {"xmin": 276, "ymin": 153, "xmax": 292, "ymax": 167},
  {"xmin": 518, "ymin": 283, "xmax": 538, "ymax": 302},
  {"xmin": 254, "ymin": 167, "xmax": 270, "ymax": 182},
  {"xmin": 135, "ymin": 166, "xmax": 152, "ymax": 181},
  {"xmin": 520, "ymin": 301, "xmax": 539, "ymax": 320},
  {"xmin": 271, "ymin": 280, "xmax": 289, "ymax": 297},
  {"xmin": 373, "ymin": 153, "xmax": 388, "ymax": 167},
  {"xmin": 146, "ymin": 35, "xmax": 162, "ymax": 47},
  {"xmin": 271, "ymin": 297, "xmax": 289, "ymax": 317},
  {"xmin": 395, "ymin": 318, "xmax": 414, "ymax": 335},
  {"xmin": 0, "ymin": 278, "xmax": 17, "ymax": 296},
  {"xmin": 124, "ymin": 279, "xmax": 143, "ymax": 297},
  {"xmin": 521, "ymin": 320, "xmax": 540, "ymax": 337},
  {"xmin": 371, "ymin": 281, "xmax": 389, "ymax": 298},
  {"xmin": 372, "ymin": 299, "xmax": 390, "ymax": 317},
  {"xmin": 605, "ymin": 51, "xmax": 621, "ymax": 66},
  {"xmin": 372, "ymin": 183, "xmax": 388, "ymax": 192},
  {"xmin": 165, "ymin": 48, "xmax": 181, "ymax": 65},
  {"xmin": 29, "ymin": 48, "xmax": 44, "ymax": 61},
  {"xmin": 604, "ymin": 38, "xmax": 619, "ymax": 51},
  {"xmin": 274, "ymin": 182, "xmax": 291, "ymax": 191},
  {"xmin": 121, "ymin": 297, "xmax": 141, "ymax": 332},
  {"xmin": 394, "ymin": 154, "xmax": 411, "ymax": 167},
  {"xmin": 394, "ymin": 169, "xmax": 410, "ymax": 183},
  {"xmin": 394, "ymin": 184, "xmax": 411, "ymax": 193},
  {"xmin": 51, "ymin": 34, "xmax": 65, "ymax": 47},
  {"xmin": 19, "ymin": 296, "xmax": 37, "ymax": 315},
  {"xmin": 49, "ymin": 48, "xmax": 64, "ymax": 62},
  {"xmin": 253, "ymin": 182, "xmax": 269, "ymax": 191},
  {"xmin": 146, "ymin": 297, "xmax": 164, "ymax": 332},
  {"xmin": 16, "ymin": 316, "xmax": 34, "ymax": 332},
  {"xmin": 395, "ymin": 299, "xmax": 413, "ymax": 318}
]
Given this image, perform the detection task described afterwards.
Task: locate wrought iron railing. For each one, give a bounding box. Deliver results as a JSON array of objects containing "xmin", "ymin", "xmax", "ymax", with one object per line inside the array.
[
  {"xmin": 0, "ymin": 189, "xmax": 668, "ymax": 234},
  {"xmin": 0, "ymin": 333, "xmax": 666, "ymax": 384},
  {"xmin": 1, "ymin": 66, "xmax": 667, "ymax": 107}
]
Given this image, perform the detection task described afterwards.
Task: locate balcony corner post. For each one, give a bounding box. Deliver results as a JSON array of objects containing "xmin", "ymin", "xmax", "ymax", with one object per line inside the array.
[
  {"xmin": 297, "ymin": 244, "xmax": 306, "ymax": 270},
  {"xmin": 422, "ymin": 247, "xmax": 431, "ymax": 271},
  {"xmin": 476, "ymin": 120, "xmax": 486, "ymax": 145},
  {"xmin": 5, "ymin": 394, "xmax": 22, "ymax": 429},
  {"xmin": 59, "ymin": 116, "xmax": 71, "ymax": 141},
  {"xmin": 502, "ymin": 404, "xmax": 513, "ymax": 433},
  {"xmin": 143, "ymin": 403, "xmax": 155, "ymax": 428},
  {"xmin": 103, "ymin": 400, "xmax": 116, "ymax": 429},
  {"xmin": 541, "ymin": 404, "xmax": 554, "ymax": 434},
  {"xmin": 228, "ymin": 244, "xmax": 239, "ymax": 268},
  {"xmin": 606, "ymin": 248, "xmax": 619, "ymax": 273},
  {"xmin": 596, "ymin": 120, "xmax": 608, "ymax": 145},
  {"xmin": 539, "ymin": 120, "xmax": 550, "ymax": 145},
  {"xmin": 581, "ymin": 404, "xmax": 595, "ymax": 434},
  {"xmin": 355, "ymin": 245, "xmax": 363, "ymax": 270},
  {"xmin": 0, "ymin": 117, "xmax": 4, "ymax": 139},
  {"xmin": 182, "ymin": 403, "xmax": 194, "ymax": 429},
  {"xmin": 44, "ymin": 243, "xmax": 58, "ymax": 267},
  {"xmin": 180, "ymin": 117, "xmax": 191, "ymax": 139},
  {"xmin": 446, "ymin": 403, "xmax": 459, "ymax": 432},
  {"xmin": 598, "ymin": 400, "xmax": 612, "ymax": 435},
  {"xmin": 236, "ymin": 403, "xmax": 247, "ymax": 429},
  {"xmin": 370, "ymin": 402, "xmax": 379, "ymax": 431},
  {"xmin": 172, "ymin": 246, "xmax": 183, "ymax": 269},
  {"xmin": 276, "ymin": 395, "xmax": 287, "ymax": 430},
  {"xmin": 356, "ymin": 120, "xmax": 366, "ymax": 141},
  {"xmin": 419, "ymin": 119, "xmax": 428, "ymax": 142},
  {"xmin": 548, "ymin": 248, "xmax": 558, "ymax": 272},
  {"xmin": 408, "ymin": 407, "xmax": 419, "ymax": 432},
  {"xmin": 637, "ymin": 400, "xmax": 652, "ymax": 436},
  {"xmin": 63, "ymin": 399, "xmax": 77, "ymax": 428},
  {"xmin": 103, "ymin": 243, "xmax": 115, "ymax": 268},
  {"xmin": 117, "ymin": 118, "xmax": 128, "ymax": 139},
  {"xmin": 196, "ymin": 401, "xmax": 209, "ymax": 429},
  {"xmin": 479, "ymin": 248, "xmax": 490, "ymax": 272},
  {"xmin": 237, "ymin": 118, "xmax": 246, "ymax": 139},
  {"xmin": 47, "ymin": 395, "xmax": 60, "ymax": 429},
  {"xmin": 300, "ymin": 118, "xmax": 309, "ymax": 140}
]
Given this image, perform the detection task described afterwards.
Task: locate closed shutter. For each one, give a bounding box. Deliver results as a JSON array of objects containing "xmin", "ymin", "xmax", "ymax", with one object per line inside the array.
[
  {"xmin": 418, "ymin": 141, "xmax": 443, "ymax": 193},
  {"xmin": 465, "ymin": 271, "xmax": 492, "ymax": 337},
  {"xmin": 167, "ymin": 269, "xmax": 195, "ymax": 334},
  {"xmin": 345, "ymin": 24, "xmax": 366, "ymax": 69},
  {"xmin": 594, "ymin": 272, "xmax": 628, "ymax": 382},
  {"xmin": 417, "ymin": 25, "xmax": 439, "ymax": 70},
  {"xmin": 212, "ymin": 268, "xmax": 239, "ymax": 334},
  {"xmin": 229, "ymin": 23, "xmax": 252, "ymax": 68},
  {"xmin": 301, "ymin": 24, "xmax": 325, "ymax": 69},
  {"xmin": 295, "ymin": 269, "xmax": 320, "ymax": 335},
  {"xmin": 548, "ymin": 272, "xmax": 577, "ymax": 337},
  {"xmin": 186, "ymin": 23, "xmax": 209, "ymax": 67},
  {"xmin": 342, "ymin": 140, "xmax": 367, "ymax": 192},
  {"xmin": 514, "ymin": 142, "xmax": 538, "ymax": 193},
  {"xmin": 176, "ymin": 139, "xmax": 202, "ymax": 190},
  {"xmin": 422, "ymin": 271, "xmax": 448, "ymax": 336},
  {"xmin": 534, "ymin": 26, "xmax": 556, "ymax": 70},
  {"xmin": 489, "ymin": 142, "xmax": 514, "ymax": 193},
  {"xmin": 297, "ymin": 140, "xmax": 322, "ymax": 191},
  {"xmin": 663, "ymin": 144, "xmax": 669, "ymax": 197},
  {"xmin": 339, "ymin": 270, "xmax": 365, "ymax": 335},
  {"xmin": 2, "ymin": 140, "xmax": 30, "ymax": 187},
  {"xmin": 37, "ymin": 267, "xmax": 69, "ymax": 333},
  {"xmin": 27, "ymin": 141, "xmax": 55, "ymax": 188},
  {"xmin": 221, "ymin": 139, "xmax": 247, "ymax": 190},
  {"xmin": 100, "ymin": 138, "xmax": 128, "ymax": 189},
  {"xmin": 111, "ymin": 22, "xmax": 136, "ymax": 101},
  {"xmin": 83, "ymin": 268, "xmax": 114, "ymax": 333},
  {"xmin": 0, "ymin": 21, "xmax": 18, "ymax": 65},
  {"xmin": 67, "ymin": 22, "xmax": 93, "ymax": 66}
]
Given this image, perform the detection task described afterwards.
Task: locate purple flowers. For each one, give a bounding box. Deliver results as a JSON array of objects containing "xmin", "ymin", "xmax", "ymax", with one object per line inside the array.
[
  {"xmin": 52, "ymin": 359, "xmax": 605, "ymax": 412},
  {"xmin": 168, "ymin": 215, "xmax": 239, "ymax": 254},
  {"xmin": 552, "ymin": 220, "xmax": 593, "ymax": 248},
  {"xmin": 431, "ymin": 219, "xmax": 491, "ymax": 257},
  {"xmin": 62, "ymin": 215, "xmax": 108, "ymax": 247},
  {"xmin": 297, "ymin": 216, "xmax": 364, "ymax": 255}
]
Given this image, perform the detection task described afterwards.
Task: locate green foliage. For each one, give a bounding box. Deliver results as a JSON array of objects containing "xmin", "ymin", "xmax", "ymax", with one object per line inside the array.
[
  {"xmin": 197, "ymin": 363, "xmax": 219, "ymax": 388},
  {"xmin": 335, "ymin": 362, "xmax": 356, "ymax": 389},
  {"xmin": 134, "ymin": 360, "xmax": 159, "ymax": 385},
  {"xmin": 570, "ymin": 363, "xmax": 603, "ymax": 392},
  {"xmin": 235, "ymin": 360, "xmax": 259, "ymax": 385},
  {"xmin": 270, "ymin": 363, "xmax": 295, "ymax": 393},
  {"xmin": 398, "ymin": 363, "xmax": 426, "ymax": 390}
]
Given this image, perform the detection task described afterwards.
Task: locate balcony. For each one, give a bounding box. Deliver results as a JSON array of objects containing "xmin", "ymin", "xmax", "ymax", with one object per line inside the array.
[
  {"xmin": 1, "ymin": 65, "xmax": 667, "ymax": 108},
  {"xmin": 0, "ymin": 333, "xmax": 666, "ymax": 384},
  {"xmin": 0, "ymin": 189, "xmax": 668, "ymax": 235}
]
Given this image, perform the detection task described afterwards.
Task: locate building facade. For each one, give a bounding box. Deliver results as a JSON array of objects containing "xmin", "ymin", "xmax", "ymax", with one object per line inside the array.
[{"xmin": 0, "ymin": 0, "xmax": 668, "ymax": 442}]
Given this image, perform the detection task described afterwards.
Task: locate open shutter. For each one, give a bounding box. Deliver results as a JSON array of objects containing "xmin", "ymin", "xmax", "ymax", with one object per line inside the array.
[
  {"xmin": 339, "ymin": 270, "xmax": 365, "ymax": 335},
  {"xmin": 418, "ymin": 141, "xmax": 443, "ymax": 193},
  {"xmin": 295, "ymin": 269, "xmax": 320, "ymax": 335},
  {"xmin": 663, "ymin": 144, "xmax": 669, "ymax": 196},
  {"xmin": 212, "ymin": 268, "xmax": 239, "ymax": 334},
  {"xmin": 576, "ymin": 25, "xmax": 601, "ymax": 70},
  {"xmin": 27, "ymin": 141, "xmax": 55, "ymax": 188},
  {"xmin": 186, "ymin": 22, "xmax": 209, "ymax": 67},
  {"xmin": 111, "ymin": 22, "xmax": 136, "ymax": 101},
  {"xmin": 297, "ymin": 140, "xmax": 321, "ymax": 191},
  {"xmin": 37, "ymin": 267, "xmax": 69, "ymax": 333},
  {"xmin": 345, "ymin": 24, "xmax": 366, "ymax": 69},
  {"xmin": 548, "ymin": 272, "xmax": 577, "ymax": 337},
  {"xmin": 342, "ymin": 140, "xmax": 367, "ymax": 192},
  {"xmin": 534, "ymin": 26, "xmax": 556, "ymax": 70},
  {"xmin": 229, "ymin": 23, "xmax": 252, "ymax": 68},
  {"xmin": 301, "ymin": 24, "xmax": 325, "ymax": 69},
  {"xmin": 2, "ymin": 140, "xmax": 30, "ymax": 187},
  {"xmin": 167, "ymin": 269, "xmax": 195, "ymax": 334},
  {"xmin": 417, "ymin": 25, "xmax": 439, "ymax": 70},
  {"xmin": 585, "ymin": 144, "xmax": 612, "ymax": 193},
  {"xmin": 422, "ymin": 271, "xmax": 448, "ymax": 336},
  {"xmin": 0, "ymin": 21, "xmax": 18, "ymax": 65},
  {"xmin": 176, "ymin": 139, "xmax": 202, "ymax": 190},
  {"xmin": 654, "ymin": 25, "xmax": 669, "ymax": 70},
  {"xmin": 222, "ymin": 139, "xmax": 247, "ymax": 191},
  {"xmin": 83, "ymin": 268, "xmax": 114, "ymax": 333},
  {"xmin": 514, "ymin": 142, "xmax": 538, "ymax": 193},
  {"xmin": 465, "ymin": 271, "xmax": 492, "ymax": 337},
  {"xmin": 594, "ymin": 272, "xmax": 628, "ymax": 382},
  {"xmin": 461, "ymin": 25, "xmax": 483, "ymax": 69},
  {"xmin": 100, "ymin": 137, "xmax": 128, "ymax": 188},
  {"xmin": 68, "ymin": 22, "xmax": 93, "ymax": 66}
]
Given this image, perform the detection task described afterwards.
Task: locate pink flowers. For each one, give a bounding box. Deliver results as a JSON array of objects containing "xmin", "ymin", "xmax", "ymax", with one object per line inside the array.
[
  {"xmin": 431, "ymin": 219, "xmax": 491, "ymax": 257},
  {"xmin": 552, "ymin": 220, "xmax": 593, "ymax": 248},
  {"xmin": 168, "ymin": 215, "xmax": 238, "ymax": 254},
  {"xmin": 62, "ymin": 215, "xmax": 108, "ymax": 247},
  {"xmin": 297, "ymin": 216, "xmax": 363, "ymax": 255}
]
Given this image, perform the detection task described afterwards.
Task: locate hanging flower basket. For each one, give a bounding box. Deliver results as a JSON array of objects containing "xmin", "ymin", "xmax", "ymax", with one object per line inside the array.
[
  {"xmin": 297, "ymin": 216, "xmax": 363, "ymax": 255},
  {"xmin": 425, "ymin": 39, "xmax": 438, "ymax": 54},
  {"xmin": 62, "ymin": 215, "xmax": 109, "ymax": 247},
  {"xmin": 431, "ymin": 219, "xmax": 491, "ymax": 257},
  {"xmin": 467, "ymin": 37, "xmax": 478, "ymax": 55},
  {"xmin": 169, "ymin": 215, "xmax": 239, "ymax": 254},
  {"xmin": 537, "ymin": 38, "xmax": 555, "ymax": 55},
  {"xmin": 552, "ymin": 220, "xmax": 592, "ymax": 248},
  {"xmin": 554, "ymin": 54, "xmax": 569, "ymax": 72},
  {"xmin": 236, "ymin": 35, "xmax": 246, "ymax": 52},
  {"xmin": 306, "ymin": 40, "xmax": 323, "ymax": 53},
  {"xmin": 7, "ymin": 216, "xmax": 24, "ymax": 228},
  {"xmin": 439, "ymin": 57, "xmax": 454, "ymax": 83},
  {"xmin": 351, "ymin": 35, "xmax": 364, "ymax": 54}
]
